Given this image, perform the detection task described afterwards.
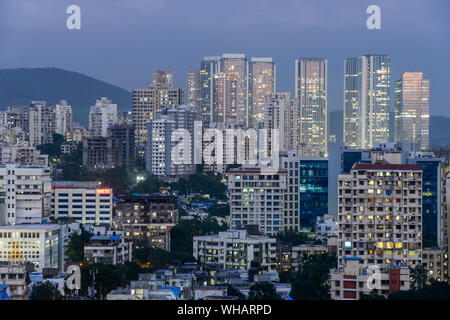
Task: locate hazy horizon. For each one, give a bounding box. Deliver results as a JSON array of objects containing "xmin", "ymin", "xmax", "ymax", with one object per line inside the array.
[{"xmin": 1, "ymin": 0, "xmax": 449, "ymax": 116}]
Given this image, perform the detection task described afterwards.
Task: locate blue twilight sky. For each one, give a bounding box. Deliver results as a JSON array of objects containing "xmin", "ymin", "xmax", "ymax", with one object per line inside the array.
[{"xmin": 0, "ymin": 0, "xmax": 449, "ymax": 115}]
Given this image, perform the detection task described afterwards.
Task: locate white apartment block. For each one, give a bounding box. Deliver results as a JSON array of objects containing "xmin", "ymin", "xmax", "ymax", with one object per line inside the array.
[
  {"xmin": 146, "ymin": 118, "xmax": 175, "ymax": 178},
  {"xmin": 0, "ymin": 164, "xmax": 52, "ymax": 225},
  {"xmin": 89, "ymin": 97, "xmax": 118, "ymax": 138},
  {"xmin": 338, "ymin": 163, "xmax": 423, "ymax": 269},
  {"xmin": 53, "ymin": 100, "xmax": 73, "ymax": 135},
  {"xmin": 193, "ymin": 229, "xmax": 277, "ymax": 272},
  {"xmin": 51, "ymin": 181, "xmax": 113, "ymax": 225},
  {"xmin": 28, "ymin": 101, "xmax": 55, "ymax": 146},
  {"xmin": 0, "ymin": 224, "xmax": 60, "ymax": 272},
  {"xmin": 280, "ymin": 152, "xmax": 300, "ymax": 231},
  {"xmin": 0, "ymin": 143, "xmax": 48, "ymax": 166},
  {"xmin": 146, "ymin": 105, "xmax": 196, "ymax": 179},
  {"xmin": 227, "ymin": 166, "xmax": 287, "ymax": 236},
  {"xmin": 84, "ymin": 234, "xmax": 132, "ymax": 265},
  {"xmin": 316, "ymin": 214, "xmax": 338, "ymax": 243},
  {"xmin": 263, "ymin": 92, "xmax": 299, "ymax": 153}
]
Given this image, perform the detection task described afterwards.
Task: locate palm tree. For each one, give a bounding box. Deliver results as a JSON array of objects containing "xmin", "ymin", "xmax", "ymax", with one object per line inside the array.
[{"xmin": 410, "ymin": 265, "xmax": 428, "ymax": 290}]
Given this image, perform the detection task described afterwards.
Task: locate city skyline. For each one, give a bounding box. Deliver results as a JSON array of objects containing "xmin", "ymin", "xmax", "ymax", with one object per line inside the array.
[{"xmin": 0, "ymin": 0, "xmax": 449, "ymax": 116}]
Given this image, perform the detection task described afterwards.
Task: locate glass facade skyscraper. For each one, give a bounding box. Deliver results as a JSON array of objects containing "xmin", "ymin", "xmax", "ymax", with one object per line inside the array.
[
  {"xmin": 343, "ymin": 55, "xmax": 391, "ymax": 149},
  {"xmin": 299, "ymin": 158, "xmax": 328, "ymax": 229},
  {"xmin": 413, "ymin": 158, "xmax": 442, "ymax": 247},
  {"xmin": 395, "ymin": 72, "xmax": 430, "ymax": 151},
  {"xmin": 200, "ymin": 56, "xmax": 221, "ymax": 124}
]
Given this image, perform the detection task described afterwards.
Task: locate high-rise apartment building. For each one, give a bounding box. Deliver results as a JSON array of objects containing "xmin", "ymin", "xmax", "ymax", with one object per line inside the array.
[
  {"xmin": 212, "ymin": 72, "xmax": 238, "ymax": 124},
  {"xmin": 53, "ymin": 100, "xmax": 73, "ymax": 135},
  {"xmin": 200, "ymin": 56, "xmax": 222, "ymax": 124},
  {"xmin": 263, "ymin": 92, "xmax": 299, "ymax": 153},
  {"xmin": 248, "ymin": 58, "xmax": 276, "ymax": 128},
  {"xmin": 280, "ymin": 152, "xmax": 301, "ymax": 231},
  {"xmin": 187, "ymin": 70, "xmax": 201, "ymax": 119},
  {"xmin": 295, "ymin": 58, "xmax": 328, "ymax": 157},
  {"xmin": 132, "ymin": 83, "xmax": 184, "ymax": 147},
  {"xmin": 343, "ymin": 55, "xmax": 391, "ymax": 149},
  {"xmin": 110, "ymin": 119, "xmax": 136, "ymax": 169},
  {"xmin": 89, "ymin": 97, "xmax": 118, "ymax": 138},
  {"xmin": 28, "ymin": 101, "xmax": 56, "ymax": 146},
  {"xmin": 227, "ymin": 166, "xmax": 287, "ymax": 236},
  {"xmin": 337, "ymin": 163, "xmax": 423, "ymax": 269},
  {"xmin": 221, "ymin": 54, "xmax": 248, "ymax": 127},
  {"xmin": 146, "ymin": 105, "xmax": 195, "ymax": 179},
  {"xmin": 395, "ymin": 72, "xmax": 430, "ymax": 151}
]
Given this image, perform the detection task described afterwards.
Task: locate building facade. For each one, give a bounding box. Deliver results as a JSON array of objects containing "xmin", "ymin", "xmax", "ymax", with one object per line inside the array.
[
  {"xmin": 227, "ymin": 166, "xmax": 287, "ymax": 236},
  {"xmin": 51, "ymin": 181, "xmax": 113, "ymax": 225},
  {"xmin": 0, "ymin": 164, "xmax": 52, "ymax": 225},
  {"xmin": 343, "ymin": 55, "xmax": 391, "ymax": 149},
  {"xmin": 295, "ymin": 58, "xmax": 328, "ymax": 157},
  {"xmin": 193, "ymin": 229, "xmax": 277, "ymax": 272},
  {"xmin": 395, "ymin": 72, "xmax": 430, "ymax": 151},
  {"xmin": 337, "ymin": 163, "xmax": 423, "ymax": 269},
  {"xmin": 114, "ymin": 194, "xmax": 179, "ymax": 251}
]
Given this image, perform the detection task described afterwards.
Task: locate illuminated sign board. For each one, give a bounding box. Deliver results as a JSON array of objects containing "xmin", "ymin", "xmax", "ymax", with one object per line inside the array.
[{"xmin": 96, "ymin": 188, "xmax": 111, "ymax": 195}]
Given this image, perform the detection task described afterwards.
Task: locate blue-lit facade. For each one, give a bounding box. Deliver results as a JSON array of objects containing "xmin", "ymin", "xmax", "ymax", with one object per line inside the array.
[
  {"xmin": 414, "ymin": 159, "xmax": 442, "ymax": 246},
  {"xmin": 342, "ymin": 150, "xmax": 371, "ymax": 174},
  {"xmin": 299, "ymin": 159, "xmax": 328, "ymax": 229}
]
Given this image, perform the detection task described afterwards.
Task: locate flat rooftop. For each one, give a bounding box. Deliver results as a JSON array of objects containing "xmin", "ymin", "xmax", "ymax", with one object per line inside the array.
[{"xmin": 0, "ymin": 224, "xmax": 60, "ymax": 231}]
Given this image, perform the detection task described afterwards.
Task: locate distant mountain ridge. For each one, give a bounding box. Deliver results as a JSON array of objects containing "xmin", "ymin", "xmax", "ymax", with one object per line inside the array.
[
  {"xmin": 0, "ymin": 67, "xmax": 132, "ymax": 126},
  {"xmin": 329, "ymin": 110, "xmax": 450, "ymax": 150}
]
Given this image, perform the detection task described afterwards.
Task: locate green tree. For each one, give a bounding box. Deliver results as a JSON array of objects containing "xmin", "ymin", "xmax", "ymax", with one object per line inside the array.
[
  {"xmin": 169, "ymin": 171, "xmax": 227, "ymax": 200},
  {"xmin": 276, "ymin": 231, "xmax": 312, "ymax": 246},
  {"xmin": 133, "ymin": 172, "xmax": 161, "ymax": 194},
  {"xmin": 247, "ymin": 282, "xmax": 283, "ymax": 300},
  {"xmin": 133, "ymin": 242, "xmax": 196, "ymax": 269},
  {"xmin": 388, "ymin": 280, "xmax": 450, "ymax": 300},
  {"xmin": 207, "ymin": 204, "xmax": 229, "ymax": 218},
  {"xmin": 410, "ymin": 264, "xmax": 428, "ymax": 290},
  {"xmin": 65, "ymin": 228, "xmax": 93, "ymax": 262},
  {"xmin": 290, "ymin": 253, "xmax": 337, "ymax": 300},
  {"xmin": 227, "ymin": 285, "xmax": 246, "ymax": 300},
  {"xmin": 30, "ymin": 281, "xmax": 63, "ymax": 300},
  {"xmin": 170, "ymin": 217, "xmax": 227, "ymax": 255},
  {"xmin": 100, "ymin": 167, "xmax": 132, "ymax": 195},
  {"xmin": 80, "ymin": 263, "xmax": 143, "ymax": 299}
]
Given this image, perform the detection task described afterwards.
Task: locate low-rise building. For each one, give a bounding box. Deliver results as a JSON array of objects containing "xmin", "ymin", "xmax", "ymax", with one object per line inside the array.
[
  {"xmin": 0, "ymin": 224, "xmax": 60, "ymax": 272},
  {"xmin": 276, "ymin": 243, "xmax": 328, "ymax": 272},
  {"xmin": 0, "ymin": 164, "xmax": 52, "ymax": 225},
  {"xmin": 84, "ymin": 234, "xmax": 132, "ymax": 265},
  {"xmin": 194, "ymin": 286, "xmax": 228, "ymax": 300},
  {"xmin": 114, "ymin": 194, "xmax": 178, "ymax": 251},
  {"xmin": 51, "ymin": 181, "xmax": 113, "ymax": 225},
  {"xmin": 0, "ymin": 263, "xmax": 29, "ymax": 299},
  {"xmin": 0, "ymin": 143, "xmax": 48, "ymax": 166},
  {"xmin": 193, "ymin": 229, "xmax": 277, "ymax": 272},
  {"xmin": 329, "ymin": 257, "xmax": 410, "ymax": 300},
  {"xmin": 315, "ymin": 214, "xmax": 338, "ymax": 243},
  {"xmin": 422, "ymin": 247, "xmax": 445, "ymax": 282}
]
